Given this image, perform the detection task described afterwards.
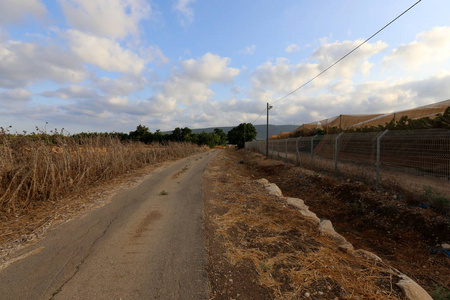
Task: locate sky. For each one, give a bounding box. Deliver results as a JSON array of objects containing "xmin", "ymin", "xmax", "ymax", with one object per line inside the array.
[{"xmin": 1, "ymin": 0, "xmax": 450, "ymax": 134}]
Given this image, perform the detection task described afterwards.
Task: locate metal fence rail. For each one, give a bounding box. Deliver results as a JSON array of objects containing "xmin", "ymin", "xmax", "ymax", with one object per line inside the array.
[{"xmin": 245, "ymin": 129, "xmax": 450, "ymax": 189}]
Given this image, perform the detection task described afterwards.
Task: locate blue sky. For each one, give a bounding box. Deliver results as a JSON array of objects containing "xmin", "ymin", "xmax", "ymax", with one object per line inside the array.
[{"xmin": 1, "ymin": 0, "xmax": 450, "ymax": 133}]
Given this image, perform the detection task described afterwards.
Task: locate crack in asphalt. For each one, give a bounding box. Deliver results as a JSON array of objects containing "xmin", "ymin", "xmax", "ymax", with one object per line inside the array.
[{"xmin": 48, "ymin": 209, "xmax": 123, "ymax": 300}]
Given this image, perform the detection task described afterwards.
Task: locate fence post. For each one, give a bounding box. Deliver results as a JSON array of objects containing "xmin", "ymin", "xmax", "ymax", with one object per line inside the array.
[
  {"xmin": 285, "ymin": 138, "xmax": 290, "ymax": 162},
  {"xmin": 296, "ymin": 136, "xmax": 301, "ymax": 165},
  {"xmin": 334, "ymin": 132, "xmax": 344, "ymax": 174},
  {"xmin": 376, "ymin": 129, "xmax": 389, "ymax": 191},
  {"xmin": 311, "ymin": 134, "xmax": 318, "ymax": 168}
]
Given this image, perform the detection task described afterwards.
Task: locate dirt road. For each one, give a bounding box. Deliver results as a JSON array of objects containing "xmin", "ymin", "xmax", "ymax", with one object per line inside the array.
[{"xmin": 0, "ymin": 150, "xmax": 217, "ymax": 300}]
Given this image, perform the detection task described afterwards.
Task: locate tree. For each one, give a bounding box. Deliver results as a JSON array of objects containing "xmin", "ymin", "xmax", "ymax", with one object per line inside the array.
[
  {"xmin": 153, "ymin": 129, "xmax": 164, "ymax": 143},
  {"xmin": 129, "ymin": 125, "xmax": 153, "ymax": 144},
  {"xmin": 172, "ymin": 127, "xmax": 183, "ymax": 142},
  {"xmin": 227, "ymin": 123, "xmax": 256, "ymax": 148},
  {"xmin": 213, "ymin": 128, "xmax": 227, "ymax": 146}
]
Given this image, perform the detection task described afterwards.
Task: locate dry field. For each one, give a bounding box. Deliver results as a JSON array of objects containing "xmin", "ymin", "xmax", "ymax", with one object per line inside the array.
[{"xmin": 0, "ymin": 134, "xmax": 203, "ymax": 213}]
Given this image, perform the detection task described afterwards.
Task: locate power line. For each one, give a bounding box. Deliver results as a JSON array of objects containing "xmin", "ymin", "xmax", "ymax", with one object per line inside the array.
[
  {"xmin": 270, "ymin": 0, "xmax": 422, "ymax": 106},
  {"xmin": 252, "ymin": 107, "xmax": 268, "ymax": 124}
]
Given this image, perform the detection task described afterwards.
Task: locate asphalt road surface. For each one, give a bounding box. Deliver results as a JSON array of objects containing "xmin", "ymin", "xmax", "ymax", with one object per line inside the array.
[{"xmin": 0, "ymin": 150, "xmax": 218, "ymax": 300}]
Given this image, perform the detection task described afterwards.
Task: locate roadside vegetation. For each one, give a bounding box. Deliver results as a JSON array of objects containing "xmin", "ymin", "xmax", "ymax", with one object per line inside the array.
[
  {"xmin": 0, "ymin": 122, "xmax": 259, "ymax": 214},
  {"xmin": 0, "ymin": 126, "xmax": 206, "ymax": 213}
]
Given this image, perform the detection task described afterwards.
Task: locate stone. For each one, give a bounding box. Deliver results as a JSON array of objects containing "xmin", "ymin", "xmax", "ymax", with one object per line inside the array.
[
  {"xmin": 338, "ymin": 242, "xmax": 355, "ymax": 253},
  {"xmin": 441, "ymin": 243, "xmax": 450, "ymax": 250},
  {"xmin": 319, "ymin": 220, "xmax": 348, "ymax": 245},
  {"xmin": 298, "ymin": 209, "xmax": 321, "ymax": 225},
  {"xmin": 255, "ymin": 178, "xmax": 269, "ymax": 186},
  {"xmin": 265, "ymin": 183, "xmax": 283, "ymax": 197},
  {"xmin": 353, "ymin": 249, "xmax": 382, "ymax": 262},
  {"xmin": 396, "ymin": 274, "xmax": 432, "ymax": 300},
  {"xmin": 285, "ymin": 197, "xmax": 308, "ymax": 210}
]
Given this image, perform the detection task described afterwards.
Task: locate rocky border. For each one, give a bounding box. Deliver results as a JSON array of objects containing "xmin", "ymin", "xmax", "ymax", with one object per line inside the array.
[{"xmin": 255, "ymin": 178, "xmax": 432, "ymax": 300}]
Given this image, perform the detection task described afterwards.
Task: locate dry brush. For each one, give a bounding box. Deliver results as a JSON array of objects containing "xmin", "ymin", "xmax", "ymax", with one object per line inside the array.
[{"xmin": 0, "ymin": 131, "xmax": 204, "ymax": 213}]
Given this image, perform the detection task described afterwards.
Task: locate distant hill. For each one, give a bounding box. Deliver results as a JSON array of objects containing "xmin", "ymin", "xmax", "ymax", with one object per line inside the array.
[{"xmin": 164, "ymin": 125, "xmax": 298, "ymax": 141}]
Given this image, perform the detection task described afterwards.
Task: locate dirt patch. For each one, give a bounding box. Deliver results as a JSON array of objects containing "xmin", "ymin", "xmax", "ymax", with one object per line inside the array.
[
  {"xmin": 203, "ymin": 150, "xmax": 412, "ymax": 299},
  {"xmin": 239, "ymin": 150, "xmax": 450, "ymax": 297}
]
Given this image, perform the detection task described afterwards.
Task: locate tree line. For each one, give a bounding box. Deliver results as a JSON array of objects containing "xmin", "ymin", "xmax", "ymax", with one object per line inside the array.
[{"xmin": 70, "ymin": 123, "xmax": 257, "ymax": 148}]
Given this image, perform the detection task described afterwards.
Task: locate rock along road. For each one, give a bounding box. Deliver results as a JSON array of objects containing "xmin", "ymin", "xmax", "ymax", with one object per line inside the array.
[{"xmin": 0, "ymin": 150, "xmax": 218, "ymax": 300}]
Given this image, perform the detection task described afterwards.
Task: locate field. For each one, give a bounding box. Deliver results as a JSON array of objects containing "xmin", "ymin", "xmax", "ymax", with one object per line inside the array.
[{"xmin": 0, "ymin": 132, "xmax": 204, "ymax": 214}]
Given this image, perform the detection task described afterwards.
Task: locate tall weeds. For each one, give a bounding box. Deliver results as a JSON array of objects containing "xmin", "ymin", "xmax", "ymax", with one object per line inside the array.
[{"xmin": 0, "ymin": 130, "xmax": 204, "ymax": 213}]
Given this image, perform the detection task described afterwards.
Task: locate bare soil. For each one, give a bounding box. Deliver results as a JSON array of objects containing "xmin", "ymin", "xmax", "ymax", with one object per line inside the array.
[
  {"xmin": 202, "ymin": 149, "xmax": 439, "ymax": 299},
  {"xmin": 238, "ymin": 149, "xmax": 449, "ymax": 296}
]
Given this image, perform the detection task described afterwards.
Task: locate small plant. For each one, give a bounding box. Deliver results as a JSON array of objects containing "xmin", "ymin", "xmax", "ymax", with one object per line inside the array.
[
  {"xmin": 260, "ymin": 263, "xmax": 271, "ymax": 270},
  {"xmin": 431, "ymin": 283, "xmax": 450, "ymax": 300},
  {"xmin": 159, "ymin": 190, "xmax": 168, "ymax": 195},
  {"xmin": 423, "ymin": 185, "xmax": 450, "ymax": 214}
]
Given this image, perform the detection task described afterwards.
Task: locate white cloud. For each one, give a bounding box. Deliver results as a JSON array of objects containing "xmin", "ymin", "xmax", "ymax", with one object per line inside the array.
[
  {"xmin": 0, "ymin": 88, "xmax": 33, "ymax": 110},
  {"xmin": 285, "ymin": 44, "xmax": 301, "ymax": 53},
  {"xmin": 0, "ymin": 0, "xmax": 47, "ymax": 25},
  {"xmin": 251, "ymin": 58, "xmax": 320, "ymax": 95},
  {"xmin": 139, "ymin": 45, "xmax": 169, "ymax": 65},
  {"xmin": 94, "ymin": 75, "xmax": 148, "ymax": 96},
  {"xmin": 40, "ymin": 85, "xmax": 99, "ymax": 100},
  {"xmin": 240, "ymin": 45, "xmax": 256, "ymax": 55},
  {"xmin": 58, "ymin": 0, "xmax": 151, "ymax": 39},
  {"xmin": 383, "ymin": 26, "xmax": 450, "ymax": 71},
  {"xmin": 0, "ymin": 89, "xmax": 32, "ymax": 102},
  {"xmin": 173, "ymin": 0, "xmax": 195, "ymax": 26},
  {"xmin": 66, "ymin": 30, "xmax": 151, "ymax": 75},
  {"xmin": 312, "ymin": 39, "xmax": 388, "ymax": 78},
  {"xmin": 0, "ymin": 38, "xmax": 86, "ymax": 88},
  {"xmin": 251, "ymin": 39, "xmax": 387, "ymax": 98},
  {"xmin": 150, "ymin": 53, "xmax": 240, "ymax": 105},
  {"xmin": 180, "ymin": 53, "xmax": 240, "ymax": 83}
]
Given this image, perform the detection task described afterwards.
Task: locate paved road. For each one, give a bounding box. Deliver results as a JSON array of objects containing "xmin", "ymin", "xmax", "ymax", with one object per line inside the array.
[{"xmin": 0, "ymin": 151, "xmax": 217, "ymax": 300}]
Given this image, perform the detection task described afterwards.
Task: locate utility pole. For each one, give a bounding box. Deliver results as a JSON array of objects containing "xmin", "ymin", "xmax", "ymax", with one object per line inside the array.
[
  {"xmin": 266, "ymin": 103, "xmax": 273, "ymax": 158},
  {"xmin": 243, "ymin": 123, "xmax": 246, "ymax": 149}
]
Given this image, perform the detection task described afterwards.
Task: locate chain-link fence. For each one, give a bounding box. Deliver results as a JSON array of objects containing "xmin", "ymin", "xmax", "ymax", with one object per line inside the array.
[{"xmin": 245, "ymin": 129, "xmax": 450, "ymax": 190}]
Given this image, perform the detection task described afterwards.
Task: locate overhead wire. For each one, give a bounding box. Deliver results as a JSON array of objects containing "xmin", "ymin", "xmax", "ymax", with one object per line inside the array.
[
  {"xmin": 267, "ymin": 0, "xmax": 422, "ymax": 107},
  {"xmin": 252, "ymin": 107, "xmax": 268, "ymax": 124}
]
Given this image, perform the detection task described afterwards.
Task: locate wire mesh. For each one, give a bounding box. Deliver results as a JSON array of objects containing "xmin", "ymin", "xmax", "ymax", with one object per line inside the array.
[
  {"xmin": 245, "ymin": 129, "xmax": 450, "ymax": 186},
  {"xmin": 380, "ymin": 129, "xmax": 450, "ymax": 179}
]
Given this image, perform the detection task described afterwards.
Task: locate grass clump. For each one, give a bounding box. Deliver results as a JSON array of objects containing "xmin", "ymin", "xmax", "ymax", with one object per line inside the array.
[
  {"xmin": 431, "ymin": 284, "xmax": 450, "ymax": 300},
  {"xmin": 159, "ymin": 190, "xmax": 169, "ymax": 196},
  {"xmin": 423, "ymin": 185, "xmax": 450, "ymax": 214}
]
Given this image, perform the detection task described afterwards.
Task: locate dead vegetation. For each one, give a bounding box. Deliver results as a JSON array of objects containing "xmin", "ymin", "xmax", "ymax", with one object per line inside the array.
[
  {"xmin": 0, "ymin": 130, "xmax": 204, "ymax": 213},
  {"xmin": 240, "ymin": 150, "xmax": 450, "ymax": 297},
  {"xmin": 203, "ymin": 149, "xmax": 409, "ymax": 299}
]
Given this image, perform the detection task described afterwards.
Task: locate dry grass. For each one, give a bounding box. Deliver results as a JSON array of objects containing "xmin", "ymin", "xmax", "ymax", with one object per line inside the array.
[
  {"xmin": 0, "ymin": 131, "xmax": 203, "ymax": 213},
  {"xmin": 206, "ymin": 150, "xmax": 406, "ymax": 299}
]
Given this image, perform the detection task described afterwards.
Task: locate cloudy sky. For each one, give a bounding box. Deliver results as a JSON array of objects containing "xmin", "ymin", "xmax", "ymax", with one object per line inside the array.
[{"xmin": 1, "ymin": 0, "xmax": 450, "ymax": 133}]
